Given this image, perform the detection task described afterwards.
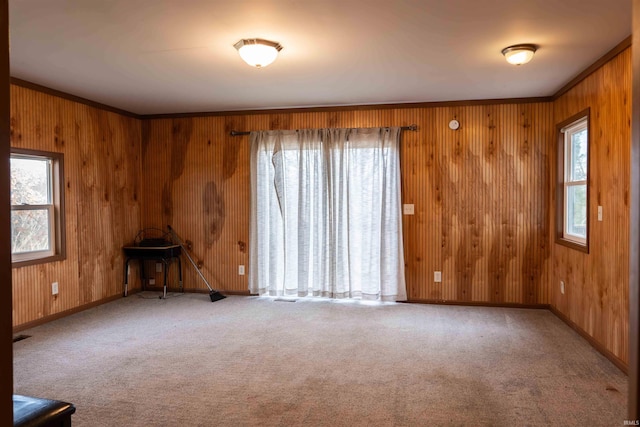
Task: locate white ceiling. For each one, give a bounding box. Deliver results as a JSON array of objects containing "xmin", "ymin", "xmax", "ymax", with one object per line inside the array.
[{"xmin": 8, "ymin": 0, "xmax": 632, "ymax": 115}]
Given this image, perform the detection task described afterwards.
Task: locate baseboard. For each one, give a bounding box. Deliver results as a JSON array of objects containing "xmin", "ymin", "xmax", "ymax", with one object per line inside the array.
[
  {"xmin": 12, "ymin": 293, "xmax": 126, "ymax": 333},
  {"xmin": 406, "ymin": 298, "xmax": 550, "ymax": 310},
  {"xmin": 181, "ymin": 288, "xmax": 251, "ymax": 296},
  {"xmin": 140, "ymin": 286, "xmax": 250, "ymax": 296},
  {"xmin": 548, "ymin": 306, "xmax": 628, "ymax": 374}
]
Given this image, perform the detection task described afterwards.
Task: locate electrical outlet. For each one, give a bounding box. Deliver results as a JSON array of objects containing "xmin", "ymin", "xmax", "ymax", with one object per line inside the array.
[
  {"xmin": 434, "ymin": 271, "xmax": 442, "ymax": 283},
  {"xmin": 238, "ymin": 265, "xmax": 245, "ymax": 276},
  {"xmin": 51, "ymin": 282, "xmax": 59, "ymax": 295},
  {"xmin": 403, "ymin": 204, "xmax": 415, "ymax": 215},
  {"xmin": 560, "ymin": 281, "xmax": 565, "ymax": 295},
  {"xmin": 156, "ymin": 262, "xmax": 163, "ymax": 273},
  {"xmin": 149, "ymin": 278, "xmax": 156, "ymax": 285}
]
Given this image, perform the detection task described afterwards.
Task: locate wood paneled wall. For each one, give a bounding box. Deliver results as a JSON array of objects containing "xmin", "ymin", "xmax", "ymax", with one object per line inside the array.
[
  {"xmin": 629, "ymin": 0, "xmax": 640, "ymax": 414},
  {"xmin": 10, "ymin": 45, "xmax": 631, "ymax": 373},
  {"xmin": 142, "ymin": 104, "xmax": 553, "ymax": 304},
  {"xmin": 10, "ymin": 85, "xmax": 142, "ymax": 327},
  {"xmin": 551, "ymin": 48, "xmax": 632, "ymax": 364}
]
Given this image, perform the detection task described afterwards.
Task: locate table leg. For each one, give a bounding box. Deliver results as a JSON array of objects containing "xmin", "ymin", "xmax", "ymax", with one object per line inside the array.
[
  {"xmin": 178, "ymin": 257, "xmax": 183, "ymax": 292},
  {"xmin": 123, "ymin": 258, "xmax": 131, "ymax": 297},
  {"xmin": 162, "ymin": 259, "xmax": 168, "ymax": 299},
  {"xmin": 140, "ymin": 261, "xmax": 146, "ymax": 291}
]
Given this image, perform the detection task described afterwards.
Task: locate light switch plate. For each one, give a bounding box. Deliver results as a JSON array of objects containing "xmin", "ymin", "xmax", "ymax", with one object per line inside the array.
[
  {"xmin": 434, "ymin": 271, "xmax": 442, "ymax": 283},
  {"xmin": 597, "ymin": 206, "xmax": 603, "ymax": 221},
  {"xmin": 403, "ymin": 204, "xmax": 415, "ymax": 215}
]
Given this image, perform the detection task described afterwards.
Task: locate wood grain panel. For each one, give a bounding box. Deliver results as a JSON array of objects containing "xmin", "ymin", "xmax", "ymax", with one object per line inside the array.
[
  {"xmin": 551, "ymin": 48, "xmax": 631, "ymax": 365},
  {"xmin": 141, "ymin": 116, "xmax": 252, "ymax": 292},
  {"xmin": 629, "ymin": 0, "xmax": 640, "ymax": 416},
  {"xmin": 7, "ymin": 44, "xmax": 631, "ymax": 377},
  {"xmin": 142, "ymin": 103, "xmax": 552, "ymax": 304},
  {"xmin": 10, "ymin": 84, "xmax": 142, "ymax": 327}
]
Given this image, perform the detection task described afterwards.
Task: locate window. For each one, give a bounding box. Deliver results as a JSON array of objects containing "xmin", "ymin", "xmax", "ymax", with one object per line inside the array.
[
  {"xmin": 11, "ymin": 149, "xmax": 65, "ymax": 266},
  {"xmin": 556, "ymin": 109, "xmax": 589, "ymax": 252}
]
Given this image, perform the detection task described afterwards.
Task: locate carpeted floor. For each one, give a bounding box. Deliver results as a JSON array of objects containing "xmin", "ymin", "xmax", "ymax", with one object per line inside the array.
[{"xmin": 13, "ymin": 293, "xmax": 627, "ymax": 426}]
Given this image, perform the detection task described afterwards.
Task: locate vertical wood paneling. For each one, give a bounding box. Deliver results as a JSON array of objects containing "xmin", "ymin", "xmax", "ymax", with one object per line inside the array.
[
  {"xmin": 629, "ymin": 0, "xmax": 640, "ymax": 415},
  {"xmin": 10, "ymin": 85, "xmax": 142, "ymax": 327},
  {"xmin": 551, "ymin": 48, "xmax": 632, "ymax": 364},
  {"xmin": 9, "ymin": 47, "xmax": 630, "ymax": 373},
  {"xmin": 142, "ymin": 103, "xmax": 552, "ymax": 304}
]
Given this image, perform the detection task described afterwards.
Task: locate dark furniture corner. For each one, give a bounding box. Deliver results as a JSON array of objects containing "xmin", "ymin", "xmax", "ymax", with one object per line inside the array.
[
  {"xmin": 123, "ymin": 244, "xmax": 182, "ymax": 299},
  {"xmin": 13, "ymin": 394, "xmax": 76, "ymax": 427}
]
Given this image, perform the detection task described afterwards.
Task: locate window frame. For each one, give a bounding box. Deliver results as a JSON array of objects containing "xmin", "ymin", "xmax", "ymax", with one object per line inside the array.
[
  {"xmin": 555, "ymin": 108, "xmax": 590, "ymax": 253},
  {"xmin": 11, "ymin": 148, "xmax": 66, "ymax": 267}
]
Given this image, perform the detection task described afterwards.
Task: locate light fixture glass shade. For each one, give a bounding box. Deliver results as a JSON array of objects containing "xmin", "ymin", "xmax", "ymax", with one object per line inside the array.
[
  {"xmin": 234, "ymin": 39, "xmax": 282, "ymax": 68},
  {"xmin": 501, "ymin": 44, "xmax": 537, "ymax": 65}
]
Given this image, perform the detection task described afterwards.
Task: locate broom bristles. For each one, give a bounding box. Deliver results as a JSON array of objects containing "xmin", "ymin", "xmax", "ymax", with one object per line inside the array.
[{"xmin": 209, "ymin": 290, "xmax": 226, "ymax": 302}]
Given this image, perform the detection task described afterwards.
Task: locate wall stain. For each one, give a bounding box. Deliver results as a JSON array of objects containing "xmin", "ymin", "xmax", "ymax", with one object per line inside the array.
[
  {"xmin": 162, "ymin": 119, "xmax": 193, "ymax": 225},
  {"xmin": 170, "ymin": 119, "xmax": 192, "ymax": 181},
  {"xmin": 162, "ymin": 184, "xmax": 173, "ymax": 219},
  {"xmin": 222, "ymin": 138, "xmax": 240, "ymax": 180},
  {"xmin": 203, "ymin": 181, "xmax": 225, "ymax": 247},
  {"xmin": 222, "ymin": 117, "xmax": 246, "ymax": 180}
]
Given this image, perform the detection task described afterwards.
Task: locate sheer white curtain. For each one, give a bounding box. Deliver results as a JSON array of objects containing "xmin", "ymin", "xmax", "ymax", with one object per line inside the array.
[{"xmin": 249, "ymin": 127, "xmax": 406, "ymax": 301}]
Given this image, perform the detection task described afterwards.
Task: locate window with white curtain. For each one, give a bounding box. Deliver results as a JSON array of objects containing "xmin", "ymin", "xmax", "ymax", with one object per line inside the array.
[{"xmin": 249, "ymin": 127, "xmax": 406, "ymax": 301}]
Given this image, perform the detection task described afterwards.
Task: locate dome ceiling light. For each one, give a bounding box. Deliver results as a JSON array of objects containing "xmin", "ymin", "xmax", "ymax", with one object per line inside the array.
[
  {"xmin": 234, "ymin": 38, "xmax": 283, "ymax": 68},
  {"xmin": 501, "ymin": 44, "xmax": 537, "ymax": 65}
]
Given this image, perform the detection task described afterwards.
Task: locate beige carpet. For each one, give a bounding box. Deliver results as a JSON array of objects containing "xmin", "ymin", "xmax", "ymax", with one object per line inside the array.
[{"xmin": 13, "ymin": 293, "xmax": 627, "ymax": 426}]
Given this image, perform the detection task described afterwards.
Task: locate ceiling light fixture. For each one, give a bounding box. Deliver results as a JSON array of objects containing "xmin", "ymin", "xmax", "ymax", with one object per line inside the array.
[
  {"xmin": 501, "ymin": 44, "xmax": 537, "ymax": 66},
  {"xmin": 234, "ymin": 38, "xmax": 282, "ymax": 68}
]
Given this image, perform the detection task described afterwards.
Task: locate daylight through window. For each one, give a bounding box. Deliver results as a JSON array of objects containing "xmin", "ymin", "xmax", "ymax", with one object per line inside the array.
[
  {"xmin": 11, "ymin": 149, "xmax": 65, "ymax": 266},
  {"xmin": 556, "ymin": 110, "xmax": 589, "ymax": 252}
]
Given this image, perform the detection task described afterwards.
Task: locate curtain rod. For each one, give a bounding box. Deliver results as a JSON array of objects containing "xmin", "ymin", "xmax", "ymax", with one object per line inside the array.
[{"xmin": 229, "ymin": 124, "xmax": 418, "ymax": 136}]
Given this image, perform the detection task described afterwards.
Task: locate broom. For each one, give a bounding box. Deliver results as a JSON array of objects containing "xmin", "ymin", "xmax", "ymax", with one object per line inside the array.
[{"xmin": 167, "ymin": 225, "xmax": 226, "ymax": 302}]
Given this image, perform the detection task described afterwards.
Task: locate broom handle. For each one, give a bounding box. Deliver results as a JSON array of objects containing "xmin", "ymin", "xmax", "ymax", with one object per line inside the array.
[{"xmin": 167, "ymin": 225, "xmax": 214, "ymax": 292}]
